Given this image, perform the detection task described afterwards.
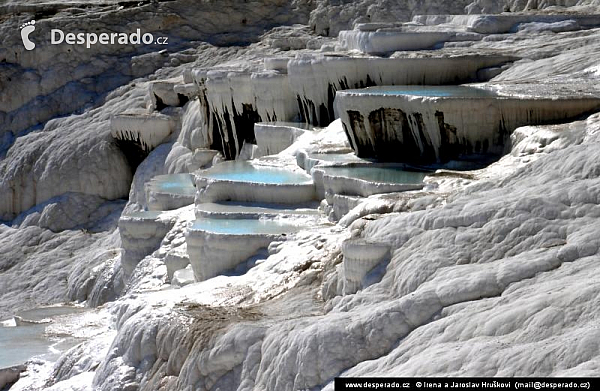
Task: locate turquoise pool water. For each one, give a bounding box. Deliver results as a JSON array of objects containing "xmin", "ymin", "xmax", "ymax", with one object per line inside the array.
[
  {"xmin": 150, "ymin": 174, "xmax": 196, "ymax": 196},
  {"xmin": 202, "ymin": 162, "xmax": 312, "ymax": 184},
  {"xmin": 191, "ymin": 218, "xmax": 302, "ymax": 235},
  {"xmin": 322, "ymin": 166, "xmax": 429, "ymax": 183},
  {"xmin": 344, "ymin": 85, "xmax": 497, "ymax": 98}
]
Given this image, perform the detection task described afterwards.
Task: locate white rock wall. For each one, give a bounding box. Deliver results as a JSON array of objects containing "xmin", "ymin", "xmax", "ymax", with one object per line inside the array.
[
  {"xmin": 118, "ymin": 214, "xmax": 177, "ymax": 280},
  {"xmin": 336, "ymin": 89, "xmax": 600, "ymax": 163},
  {"xmin": 186, "ymin": 230, "xmax": 275, "ymax": 281},
  {"xmin": 342, "ymin": 239, "xmax": 391, "ymax": 294},
  {"xmin": 0, "ymin": 108, "xmax": 133, "ymax": 221},
  {"xmin": 110, "ymin": 111, "xmax": 177, "ymax": 153},
  {"xmin": 254, "ymin": 123, "xmax": 307, "ymax": 157},
  {"xmin": 194, "ymin": 67, "xmax": 299, "ymax": 159}
]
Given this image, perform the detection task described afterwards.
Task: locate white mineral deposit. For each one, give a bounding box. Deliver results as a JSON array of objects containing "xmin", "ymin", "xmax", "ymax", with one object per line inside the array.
[{"xmin": 2, "ymin": 1, "xmax": 600, "ymax": 390}]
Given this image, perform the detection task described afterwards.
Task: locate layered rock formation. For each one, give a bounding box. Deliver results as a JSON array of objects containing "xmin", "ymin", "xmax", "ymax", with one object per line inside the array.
[
  {"xmin": 336, "ymin": 84, "xmax": 600, "ymax": 163},
  {"xmin": 2, "ymin": 0, "xmax": 600, "ymax": 390}
]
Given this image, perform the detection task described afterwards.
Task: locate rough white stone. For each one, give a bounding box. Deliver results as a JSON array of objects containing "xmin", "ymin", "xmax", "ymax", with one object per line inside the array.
[
  {"xmin": 118, "ymin": 212, "xmax": 177, "ymax": 280},
  {"xmin": 171, "ymin": 265, "xmax": 195, "ymax": 287},
  {"xmin": 264, "ymin": 57, "xmax": 292, "ymax": 73},
  {"xmin": 11, "ymin": 193, "xmax": 121, "ymax": 233},
  {"xmin": 0, "ymin": 365, "xmax": 25, "ymax": 390},
  {"xmin": 186, "ymin": 228, "xmax": 276, "ymax": 282},
  {"xmin": 309, "ymin": 0, "xmax": 473, "ymax": 36},
  {"xmin": 110, "ymin": 110, "xmax": 177, "ymax": 153},
  {"xmin": 342, "ymin": 239, "xmax": 391, "ymax": 294},
  {"xmin": 164, "ymin": 250, "xmax": 190, "ymax": 282},
  {"xmin": 254, "ymin": 122, "xmax": 310, "ymax": 157},
  {"xmin": 0, "ymin": 0, "xmax": 314, "ymax": 141},
  {"xmin": 0, "ymin": 84, "xmax": 140, "ymax": 220},
  {"xmin": 148, "ymin": 79, "xmax": 184, "ymax": 110}
]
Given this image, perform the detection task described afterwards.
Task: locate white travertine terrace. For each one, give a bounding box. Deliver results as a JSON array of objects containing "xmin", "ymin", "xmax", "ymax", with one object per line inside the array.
[
  {"xmin": 338, "ymin": 26, "xmax": 482, "ymax": 54},
  {"xmin": 412, "ymin": 13, "xmax": 600, "ymax": 34},
  {"xmin": 314, "ymin": 166, "xmax": 426, "ymax": 200},
  {"xmin": 336, "ymin": 85, "xmax": 600, "ymax": 163},
  {"xmin": 110, "ymin": 110, "xmax": 177, "ymax": 153},
  {"xmin": 186, "ymin": 227, "xmax": 275, "ymax": 282},
  {"xmin": 186, "ymin": 218, "xmax": 302, "ymax": 282},
  {"xmin": 118, "ymin": 211, "xmax": 177, "ymax": 280},
  {"xmin": 296, "ymin": 150, "xmax": 363, "ymax": 174},
  {"xmin": 342, "ymin": 239, "xmax": 391, "ymax": 294},
  {"xmin": 264, "ymin": 56, "xmax": 293, "ymax": 73},
  {"xmin": 288, "ymin": 53, "xmax": 516, "ymax": 126},
  {"xmin": 192, "ymin": 67, "xmax": 298, "ymax": 159},
  {"xmin": 195, "ymin": 162, "xmax": 317, "ymax": 205},
  {"xmin": 144, "ymin": 174, "xmax": 196, "ymax": 211},
  {"xmin": 186, "ymin": 52, "xmax": 513, "ymax": 162},
  {"xmin": 309, "ymin": 164, "xmax": 428, "ymax": 220},
  {"xmin": 148, "ymin": 79, "xmax": 185, "ymax": 110},
  {"xmin": 251, "ymin": 71, "xmax": 298, "ymax": 122},
  {"xmin": 195, "ymin": 202, "xmax": 319, "ymax": 220},
  {"xmin": 254, "ymin": 122, "xmax": 312, "ymax": 157},
  {"xmin": 196, "ymin": 178, "xmax": 317, "ymax": 205},
  {"xmin": 188, "ymin": 157, "xmax": 320, "ymax": 283}
]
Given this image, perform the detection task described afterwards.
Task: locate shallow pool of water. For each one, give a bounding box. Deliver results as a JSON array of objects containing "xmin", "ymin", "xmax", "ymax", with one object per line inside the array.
[
  {"xmin": 344, "ymin": 85, "xmax": 497, "ymax": 98},
  {"xmin": 0, "ymin": 306, "xmax": 87, "ymax": 369},
  {"xmin": 202, "ymin": 162, "xmax": 312, "ymax": 184},
  {"xmin": 191, "ymin": 218, "xmax": 303, "ymax": 235},
  {"xmin": 149, "ymin": 174, "xmax": 196, "ymax": 196},
  {"xmin": 0, "ymin": 323, "xmax": 53, "ymax": 368},
  {"xmin": 322, "ymin": 166, "xmax": 429, "ymax": 183}
]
